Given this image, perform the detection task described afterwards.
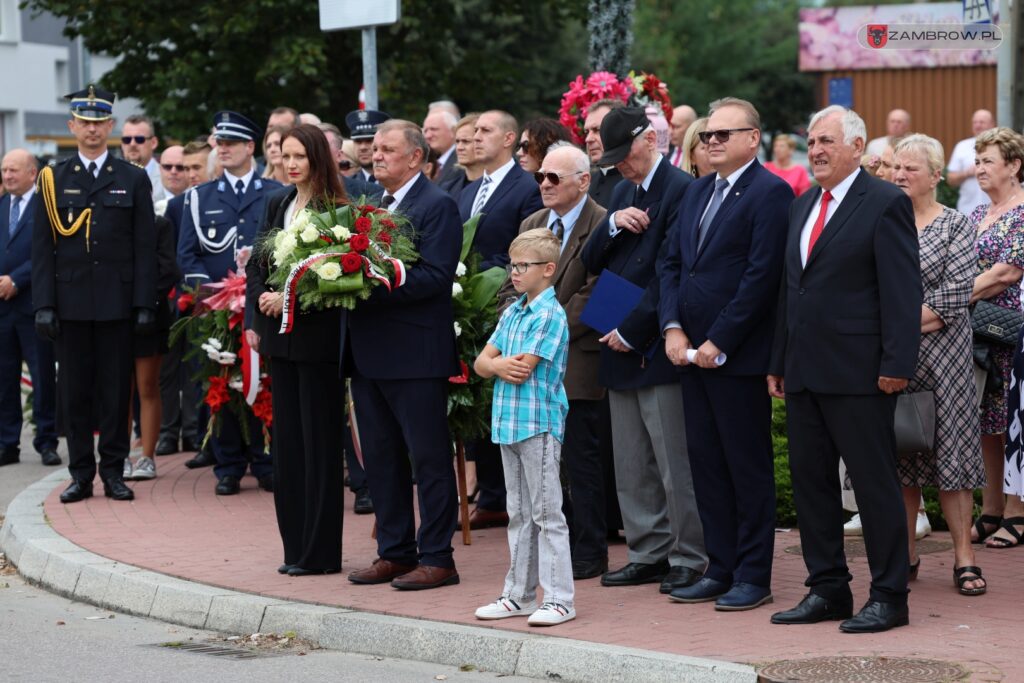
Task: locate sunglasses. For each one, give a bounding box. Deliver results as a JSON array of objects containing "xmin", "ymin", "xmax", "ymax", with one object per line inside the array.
[
  {"xmin": 161, "ymin": 163, "xmax": 185, "ymax": 172},
  {"xmin": 516, "ymin": 141, "xmax": 531, "ymax": 153},
  {"xmin": 121, "ymin": 135, "xmax": 153, "ymax": 144},
  {"xmin": 533, "ymin": 170, "xmax": 584, "ymax": 186},
  {"xmin": 338, "ymin": 160, "xmax": 355, "ymax": 171},
  {"xmin": 697, "ymin": 128, "xmax": 755, "ymax": 145},
  {"xmin": 505, "ymin": 261, "xmax": 550, "ymax": 275}
]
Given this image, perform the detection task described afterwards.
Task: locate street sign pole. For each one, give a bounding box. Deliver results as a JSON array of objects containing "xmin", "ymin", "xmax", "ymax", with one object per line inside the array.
[
  {"xmin": 319, "ymin": 0, "xmax": 399, "ymax": 111},
  {"xmin": 362, "ymin": 28, "xmax": 379, "ymax": 111}
]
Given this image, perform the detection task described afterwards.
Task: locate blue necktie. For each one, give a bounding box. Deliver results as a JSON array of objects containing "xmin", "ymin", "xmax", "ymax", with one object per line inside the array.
[
  {"xmin": 9, "ymin": 196, "xmax": 20, "ymax": 237},
  {"xmin": 697, "ymin": 178, "xmax": 730, "ymax": 249},
  {"xmin": 235, "ymin": 179, "xmax": 245, "ymax": 199}
]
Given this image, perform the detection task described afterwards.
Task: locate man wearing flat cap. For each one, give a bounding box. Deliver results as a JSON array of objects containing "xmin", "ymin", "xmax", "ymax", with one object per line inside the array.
[
  {"xmin": 32, "ymin": 84, "xmax": 157, "ymax": 503},
  {"xmin": 177, "ymin": 110, "xmax": 283, "ymax": 495},
  {"xmin": 580, "ymin": 106, "xmax": 706, "ymax": 595},
  {"xmin": 345, "ymin": 109, "xmax": 390, "ymax": 185}
]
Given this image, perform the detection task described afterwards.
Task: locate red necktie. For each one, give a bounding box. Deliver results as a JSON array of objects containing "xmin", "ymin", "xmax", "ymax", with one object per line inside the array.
[{"xmin": 805, "ymin": 190, "xmax": 833, "ymax": 260}]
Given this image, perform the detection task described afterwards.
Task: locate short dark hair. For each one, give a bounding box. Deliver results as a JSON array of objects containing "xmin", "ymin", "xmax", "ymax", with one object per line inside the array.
[
  {"xmin": 123, "ymin": 114, "xmax": 155, "ymax": 137},
  {"xmin": 269, "ymin": 106, "xmax": 300, "ymax": 127},
  {"xmin": 521, "ymin": 118, "xmax": 573, "ymax": 164}
]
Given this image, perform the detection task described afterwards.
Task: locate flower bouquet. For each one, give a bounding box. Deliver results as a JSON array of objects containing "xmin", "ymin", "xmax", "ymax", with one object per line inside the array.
[
  {"xmin": 262, "ymin": 202, "xmax": 418, "ymax": 333},
  {"xmin": 170, "ymin": 248, "xmax": 272, "ymax": 452},
  {"xmin": 558, "ymin": 71, "xmax": 635, "ymax": 145},
  {"xmin": 627, "ymin": 70, "xmax": 674, "ymax": 121}
]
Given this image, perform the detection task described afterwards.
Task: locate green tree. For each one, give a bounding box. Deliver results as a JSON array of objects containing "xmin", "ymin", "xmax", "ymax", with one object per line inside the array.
[
  {"xmin": 631, "ymin": 0, "xmax": 814, "ymax": 136},
  {"xmin": 588, "ymin": 0, "xmax": 634, "ymax": 74},
  {"xmin": 26, "ymin": 0, "xmax": 587, "ymax": 140}
]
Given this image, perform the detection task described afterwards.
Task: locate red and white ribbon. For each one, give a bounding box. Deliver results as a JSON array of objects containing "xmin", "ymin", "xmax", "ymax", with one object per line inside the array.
[
  {"xmin": 240, "ymin": 331, "xmax": 260, "ymax": 405},
  {"xmin": 279, "ymin": 253, "xmax": 336, "ymax": 334}
]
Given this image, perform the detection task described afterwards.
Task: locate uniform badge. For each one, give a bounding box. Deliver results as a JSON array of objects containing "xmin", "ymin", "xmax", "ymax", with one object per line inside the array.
[
  {"xmin": 106, "ymin": 166, "xmax": 113, "ymax": 172},
  {"xmin": 63, "ymin": 189, "xmax": 81, "ymax": 195},
  {"xmin": 74, "ymin": 165, "xmax": 81, "ymax": 172},
  {"xmin": 358, "ymin": 111, "xmax": 368, "ymax": 122},
  {"xmin": 222, "ymin": 112, "xmax": 231, "ymax": 122},
  {"xmin": 208, "ymin": 227, "xmax": 217, "ymax": 239}
]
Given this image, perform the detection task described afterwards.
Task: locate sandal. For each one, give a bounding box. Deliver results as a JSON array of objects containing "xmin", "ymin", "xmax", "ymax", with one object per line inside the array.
[
  {"xmin": 985, "ymin": 516, "xmax": 1024, "ymax": 549},
  {"xmin": 972, "ymin": 514, "xmax": 1002, "ymax": 544},
  {"xmin": 954, "ymin": 566, "xmax": 987, "ymax": 596},
  {"xmin": 909, "ymin": 557, "xmax": 920, "ymax": 582}
]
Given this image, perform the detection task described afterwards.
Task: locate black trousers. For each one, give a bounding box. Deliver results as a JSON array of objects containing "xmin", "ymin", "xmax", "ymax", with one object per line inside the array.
[
  {"xmin": 158, "ymin": 330, "xmax": 199, "ymax": 444},
  {"xmin": 57, "ymin": 320, "xmax": 133, "ymax": 482},
  {"xmin": 270, "ymin": 357, "xmax": 345, "ymax": 571},
  {"xmin": 786, "ymin": 390, "xmax": 909, "ymax": 605},
  {"xmin": 562, "ymin": 398, "xmax": 609, "ymax": 562},
  {"xmin": 0, "ymin": 310, "xmax": 57, "ymax": 453},
  {"xmin": 469, "ymin": 439, "xmax": 506, "ymax": 512},
  {"xmin": 351, "ymin": 374, "xmax": 457, "ymax": 568}
]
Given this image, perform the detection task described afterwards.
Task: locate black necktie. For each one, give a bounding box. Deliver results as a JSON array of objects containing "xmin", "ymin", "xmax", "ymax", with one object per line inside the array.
[
  {"xmin": 381, "ymin": 194, "xmax": 396, "ymax": 208},
  {"xmin": 87, "ymin": 162, "xmax": 97, "ymax": 178},
  {"xmin": 633, "ymin": 184, "xmax": 645, "ymax": 207},
  {"xmin": 235, "ymin": 179, "xmax": 245, "ymax": 199},
  {"xmin": 368, "ymin": 172, "xmax": 376, "ymax": 184},
  {"xmin": 552, "ymin": 217, "xmax": 565, "ymax": 241}
]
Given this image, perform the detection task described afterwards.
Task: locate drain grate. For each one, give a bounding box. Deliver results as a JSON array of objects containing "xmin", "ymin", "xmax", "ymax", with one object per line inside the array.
[
  {"xmin": 759, "ymin": 656, "xmax": 967, "ymax": 682},
  {"xmin": 149, "ymin": 642, "xmax": 283, "ymax": 660}
]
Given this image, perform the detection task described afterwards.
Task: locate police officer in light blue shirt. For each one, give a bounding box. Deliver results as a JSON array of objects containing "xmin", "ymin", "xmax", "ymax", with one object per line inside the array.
[{"xmin": 177, "ymin": 111, "xmax": 283, "ymax": 495}]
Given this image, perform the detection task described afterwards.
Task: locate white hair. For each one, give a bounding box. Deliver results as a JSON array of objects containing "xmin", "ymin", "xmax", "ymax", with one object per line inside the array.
[
  {"xmin": 426, "ymin": 109, "xmax": 458, "ymax": 131},
  {"xmin": 894, "ymin": 134, "xmax": 945, "ymax": 176},
  {"xmin": 808, "ymin": 105, "xmax": 866, "ymax": 146},
  {"xmin": 546, "ymin": 141, "xmax": 590, "ymax": 174}
]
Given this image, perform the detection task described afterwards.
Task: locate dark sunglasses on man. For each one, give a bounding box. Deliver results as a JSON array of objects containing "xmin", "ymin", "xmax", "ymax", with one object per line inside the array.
[
  {"xmin": 122, "ymin": 135, "xmax": 153, "ymax": 145},
  {"xmin": 160, "ymin": 163, "xmax": 185, "ymax": 172},
  {"xmin": 533, "ymin": 170, "xmax": 583, "ymax": 186},
  {"xmin": 697, "ymin": 128, "xmax": 755, "ymax": 145}
]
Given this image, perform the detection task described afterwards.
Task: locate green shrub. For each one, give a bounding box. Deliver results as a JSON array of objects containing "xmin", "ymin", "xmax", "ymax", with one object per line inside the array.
[{"xmin": 771, "ymin": 399, "xmax": 798, "ymax": 527}]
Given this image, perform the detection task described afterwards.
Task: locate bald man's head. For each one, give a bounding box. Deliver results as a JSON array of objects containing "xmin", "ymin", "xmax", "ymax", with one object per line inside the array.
[
  {"xmin": 972, "ymin": 109, "xmax": 995, "ymax": 136},
  {"xmin": 670, "ymin": 105, "xmax": 698, "ymax": 147},
  {"xmin": 886, "ymin": 109, "xmax": 911, "ymax": 138},
  {"xmin": 1, "ymin": 149, "xmax": 38, "ymax": 196}
]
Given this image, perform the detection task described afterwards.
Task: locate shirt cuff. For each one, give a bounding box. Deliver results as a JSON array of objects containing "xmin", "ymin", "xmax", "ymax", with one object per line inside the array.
[
  {"xmin": 663, "ymin": 321, "xmax": 682, "ymax": 335},
  {"xmin": 608, "ymin": 212, "xmax": 620, "ymax": 237},
  {"xmin": 615, "ymin": 329, "xmax": 635, "ymax": 351}
]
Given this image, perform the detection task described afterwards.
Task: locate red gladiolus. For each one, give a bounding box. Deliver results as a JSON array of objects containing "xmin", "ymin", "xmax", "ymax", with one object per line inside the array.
[
  {"xmin": 205, "ymin": 375, "xmax": 230, "ymax": 413},
  {"xmin": 354, "ymin": 216, "xmax": 372, "ymax": 233},
  {"xmin": 448, "ymin": 360, "xmax": 470, "ymax": 384},
  {"xmin": 341, "ymin": 252, "xmax": 363, "ymax": 274},
  {"xmin": 177, "ymin": 292, "xmax": 194, "ymax": 313},
  {"xmin": 252, "ymin": 387, "xmax": 273, "ymax": 428},
  {"xmin": 350, "ymin": 234, "xmax": 370, "ymax": 252}
]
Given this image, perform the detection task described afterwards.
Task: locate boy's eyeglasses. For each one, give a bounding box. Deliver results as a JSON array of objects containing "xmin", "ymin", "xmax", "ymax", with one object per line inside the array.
[
  {"xmin": 697, "ymin": 128, "xmax": 754, "ymax": 144},
  {"xmin": 533, "ymin": 170, "xmax": 583, "ymax": 186},
  {"xmin": 505, "ymin": 261, "xmax": 549, "ymax": 275}
]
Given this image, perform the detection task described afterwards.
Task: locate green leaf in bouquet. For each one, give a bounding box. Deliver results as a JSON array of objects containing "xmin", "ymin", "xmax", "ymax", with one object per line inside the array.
[
  {"xmin": 460, "ymin": 214, "xmax": 481, "ymax": 264},
  {"xmin": 467, "ymin": 266, "xmax": 509, "ymax": 310},
  {"xmin": 317, "ymin": 271, "xmax": 364, "ymax": 294}
]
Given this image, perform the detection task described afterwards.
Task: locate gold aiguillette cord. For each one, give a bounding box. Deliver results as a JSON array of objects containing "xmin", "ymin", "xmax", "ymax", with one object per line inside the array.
[{"xmin": 39, "ymin": 166, "xmax": 91, "ymax": 252}]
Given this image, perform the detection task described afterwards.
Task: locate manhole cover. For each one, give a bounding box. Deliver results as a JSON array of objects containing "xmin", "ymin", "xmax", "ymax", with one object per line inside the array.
[
  {"xmin": 785, "ymin": 537, "xmax": 952, "ymax": 558},
  {"xmin": 759, "ymin": 656, "xmax": 967, "ymax": 682}
]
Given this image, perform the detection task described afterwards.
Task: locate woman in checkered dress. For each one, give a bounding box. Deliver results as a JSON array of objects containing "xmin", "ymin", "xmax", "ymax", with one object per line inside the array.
[{"xmin": 892, "ymin": 136, "xmax": 986, "ymax": 595}]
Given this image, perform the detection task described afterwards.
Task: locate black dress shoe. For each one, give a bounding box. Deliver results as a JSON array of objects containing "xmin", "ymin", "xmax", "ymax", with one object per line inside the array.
[
  {"xmin": 39, "ymin": 449, "xmax": 62, "ymax": 466},
  {"xmin": 288, "ymin": 566, "xmax": 341, "ymax": 576},
  {"xmin": 839, "ymin": 600, "xmax": 909, "ymax": 634},
  {"xmin": 601, "ymin": 559, "xmax": 670, "ymax": 587},
  {"xmin": 0, "ymin": 448, "xmax": 20, "ymax": 466},
  {"xmin": 659, "ymin": 566, "xmax": 702, "ymax": 594},
  {"xmin": 572, "ymin": 557, "xmax": 608, "ymax": 580},
  {"xmin": 185, "ymin": 447, "xmax": 215, "ymax": 469},
  {"xmin": 278, "ymin": 564, "xmax": 295, "ymax": 574},
  {"xmin": 103, "ymin": 478, "xmax": 135, "ymax": 501},
  {"xmin": 353, "ymin": 488, "xmax": 374, "ymax": 514},
  {"xmin": 181, "ymin": 436, "xmax": 199, "ymax": 452},
  {"xmin": 215, "ymin": 476, "xmax": 241, "ymax": 495},
  {"xmin": 771, "ymin": 593, "xmax": 854, "ymax": 625},
  {"xmin": 258, "ymin": 474, "xmax": 274, "ymax": 492},
  {"xmin": 59, "ymin": 479, "xmax": 94, "ymax": 503},
  {"xmin": 155, "ymin": 437, "xmax": 179, "ymax": 456}
]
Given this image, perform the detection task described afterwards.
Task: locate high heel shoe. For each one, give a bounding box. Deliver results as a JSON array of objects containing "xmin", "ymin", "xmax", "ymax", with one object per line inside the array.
[{"xmin": 909, "ymin": 557, "xmax": 920, "ymax": 581}]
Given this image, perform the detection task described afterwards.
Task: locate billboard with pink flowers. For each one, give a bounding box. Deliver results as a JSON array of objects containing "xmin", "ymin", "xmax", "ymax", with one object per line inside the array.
[{"xmin": 799, "ymin": 2, "xmax": 1000, "ymax": 71}]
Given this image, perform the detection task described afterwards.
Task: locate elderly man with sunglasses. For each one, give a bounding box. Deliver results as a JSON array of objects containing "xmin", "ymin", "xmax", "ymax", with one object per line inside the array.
[{"xmin": 580, "ymin": 106, "xmax": 707, "ymax": 596}]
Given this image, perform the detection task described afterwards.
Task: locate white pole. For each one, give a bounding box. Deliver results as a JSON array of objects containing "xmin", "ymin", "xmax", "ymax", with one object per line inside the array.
[{"xmin": 362, "ymin": 27, "xmax": 379, "ymax": 111}]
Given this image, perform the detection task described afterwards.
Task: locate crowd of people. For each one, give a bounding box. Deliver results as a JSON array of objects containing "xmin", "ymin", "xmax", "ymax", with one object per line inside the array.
[{"xmin": 3, "ymin": 83, "xmax": 1024, "ymax": 633}]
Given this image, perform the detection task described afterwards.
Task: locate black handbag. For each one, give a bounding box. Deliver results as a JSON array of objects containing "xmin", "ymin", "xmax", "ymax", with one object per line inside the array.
[
  {"xmin": 894, "ymin": 391, "xmax": 935, "ymax": 456},
  {"xmin": 971, "ymin": 300, "xmax": 1024, "ymax": 346}
]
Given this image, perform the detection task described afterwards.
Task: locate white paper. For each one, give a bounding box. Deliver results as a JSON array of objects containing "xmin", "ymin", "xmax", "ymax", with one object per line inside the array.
[{"xmin": 685, "ymin": 349, "xmax": 726, "ymax": 366}]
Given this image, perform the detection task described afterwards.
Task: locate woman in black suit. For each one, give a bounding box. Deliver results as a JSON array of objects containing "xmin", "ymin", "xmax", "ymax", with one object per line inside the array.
[{"xmin": 245, "ymin": 124, "xmax": 348, "ymax": 576}]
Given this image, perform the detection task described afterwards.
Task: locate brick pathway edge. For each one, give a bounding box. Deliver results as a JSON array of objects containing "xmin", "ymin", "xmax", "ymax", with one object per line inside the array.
[{"xmin": 0, "ymin": 471, "xmax": 755, "ymax": 683}]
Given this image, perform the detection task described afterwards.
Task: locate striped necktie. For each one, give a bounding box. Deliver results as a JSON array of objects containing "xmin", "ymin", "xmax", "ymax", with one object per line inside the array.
[{"xmin": 472, "ymin": 175, "xmax": 493, "ymax": 217}]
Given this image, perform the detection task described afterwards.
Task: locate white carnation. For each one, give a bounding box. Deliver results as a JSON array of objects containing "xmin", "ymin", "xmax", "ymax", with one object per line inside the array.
[
  {"xmin": 208, "ymin": 338, "xmax": 223, "ymax": 350},
  {"xmin": 300, "ymin": 225, "xmax": 320, "ymax": 244},
  {"xmin": 453, "ymin": 321, "xmax": 462, "ymax": 337},
  {"xmin": 217, "ymin": 351, "xmax": 237, "ymax": 365},
  {"xmin": 318, "ymin": 261, "xmax": 342, "ymax": 281},
  {"xmin": 455, "ymin": 262, "xmax": 467, "ymax": 277},
  {"xmin": 228, "ymin": 376, "xmax": 244, "ymax": 391},
  {"xmin": 331, "ymin": 225, "xmax": 351, "ymax": 241},
  {"xmin": 452, "ymin": 282, "xmax": 463, "ymax": 297}
]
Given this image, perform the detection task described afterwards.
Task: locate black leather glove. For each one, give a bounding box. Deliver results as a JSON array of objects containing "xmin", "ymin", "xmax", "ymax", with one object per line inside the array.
[
  {"xmin": 35, "ymin": 308, "xmax": 59, "ymax": 341},
  {"xmin": 133, "ymin": 307, "xmax": 156, "ymax": 335}
]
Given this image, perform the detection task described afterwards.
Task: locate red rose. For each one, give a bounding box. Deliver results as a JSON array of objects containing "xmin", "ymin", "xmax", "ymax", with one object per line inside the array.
[
  {"xmin": 358, "ymin": 204, "xmax": 375, "ymax": 216},
  {"xmin": 177, "ymin": 292, "xmax": 194, "ymax": 313},
  {"xmin": 341, "ymin": 252, "xmax": 363, "ymax": 274},
  {"xmin": 381, "ymin": 218, "xmax": 396, "ymax": 230},
  {"xmin": 354, "ymin": 216, "xmax": 372, "ymax": 233},
  {"xmin": 350, "ymin": 234, "xmax": 370, "ymax": 252},
  {"xmin": 377, "ymin": 232, "xmax": 392, "ymax": 245}
]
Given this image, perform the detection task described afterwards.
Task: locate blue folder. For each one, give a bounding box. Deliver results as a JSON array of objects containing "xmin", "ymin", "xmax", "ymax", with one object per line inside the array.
[{"xmin": 580, "ymin": 269, "xmax": 656, "ymax": 360}]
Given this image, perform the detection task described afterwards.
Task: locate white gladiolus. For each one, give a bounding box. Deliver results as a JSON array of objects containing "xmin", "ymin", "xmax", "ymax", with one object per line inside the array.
[
  {"xmin": 318, "ymin": 261, "xmax": 342, "ymax": 281},
  {"xmin": 218, "ymin": 351, "xmax": 237, "ymax": 365},
  {"xmin": 300, "ymin": 225, "xmax": 320, "ymax": 244},
  {"xmin": 452, "ymin": 282, "xmax": 463, "ymax": 297},
  {"xmin": 228, "ymin": 376, "xmax": 244, "ymax": 391},
  {"xmin": 455, "ymin": 262, "xmax": 467, "ymax": 277},
  {"xmin": 208, "ymin": 338, "xmax": 223, "ymax": 350},
  {"xmin": 454, "ymin": 321, "xmax": 462, "ymax": 337}
]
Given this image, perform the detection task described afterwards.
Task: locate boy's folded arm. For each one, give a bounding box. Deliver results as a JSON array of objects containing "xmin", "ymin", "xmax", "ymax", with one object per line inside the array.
[{"xmin": 473, "ymin": 343, "xmax": 503, "ymax": 378}]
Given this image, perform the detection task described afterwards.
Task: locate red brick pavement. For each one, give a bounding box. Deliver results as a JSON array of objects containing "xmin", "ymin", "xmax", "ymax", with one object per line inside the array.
[{"xmin": 45, "ymin": 453, "xmax": 1017, "ymax": 679}]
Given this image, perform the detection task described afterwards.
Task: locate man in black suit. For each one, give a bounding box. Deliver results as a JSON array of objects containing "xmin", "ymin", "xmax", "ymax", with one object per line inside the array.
[
  {"xmin": 660, "ymin": 98, "xmax": 792, "ymax": 611},
  {"xmin": 423, "ymin": 109, "xmax": 460, "ymax": 188},
  {"xmin": 33, "ymin": 85, "xmax": 157, "ymax": 503},
  {"xmin": 0, "ymin": 149, "xmax": 60, "ymax": 467},
  {"xmin": 345, "ymin": 120, "xmax": 462, "ymax": 591},
  {"xmin": 583, "ymin": 99, "xmax": 625, "ymax": 210},
  {"xmin": 581, "ymin": 107, "xmax": 706, "ymax": 595},
  {"xmin": 768, "ymin": 105, "xmax": 921, "ymax": 633}
]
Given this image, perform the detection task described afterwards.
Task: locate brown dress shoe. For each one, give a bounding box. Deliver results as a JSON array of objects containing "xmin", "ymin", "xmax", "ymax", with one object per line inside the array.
[
  {"xmin": 391, "ymin": 565, "xmax": 460, "ymax": 591},
  {"xmin": 347, "ymin": 558, "xmax": 417, "ymax": 585},
  {"xmin": 457, "ymin": 507, "xmax": 510, "ymax": 531}
]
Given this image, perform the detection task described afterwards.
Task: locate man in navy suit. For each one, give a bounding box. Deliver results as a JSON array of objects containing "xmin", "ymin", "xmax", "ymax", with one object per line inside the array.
[
  {"xmin": 768, "ymin": 106, "xmax": 920, "ymax": 633},
  {"xmin": 659, "ymin": 98, "xmax": 793, "ymax": 611},
  {"xmin": 422, "ymin": 109, "xmax": 461, "ymax": 188},
  {"xmin": 345, "ymin": 120, "xmax": 462, "ymax": 591},
  {"xmin": 457, "ymin": 110, "xmax": 544, "ymax": 528},
  {"xmin": 0, "ymin": 149, "xmax": 59, "ymax": 467},
  {"xmin": 581, "ymin": 107, "xmax": 706, "ymax": 596}
]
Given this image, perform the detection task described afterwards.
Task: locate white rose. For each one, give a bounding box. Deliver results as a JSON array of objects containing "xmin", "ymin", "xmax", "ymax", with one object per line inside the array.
[
  {"xmin": 331, "ymin": 225, "xmax": 351, "ymax": 241},
  {"xmin": 452, "ymin": 282, "xmax": 463, "ymax": 297},
  {"xmin": 154, "ymin": 198, "xmax": 169, "ymax": 217},
  {"xmin": 273, "ymin": 233, "xmax": 298, "ymax": 265},
  {"xmin": 273, "ymin": 230, "xmax": 286, "ymax": 248},
  {"xmin": 288, "ymin": 210, "xmax": 311, "ymax": 233},
  {"xmin": 453, "ymin": 321, "xmax": 462, "ymax": 337},
  {"xmin": 455, "ymin": 262, "xmax": 467, "ymax": 277},
  {"xmin": 318, "ymin": 261, "xmax": 342, "ymax": 281},
  {"xmin": 300, "ymin": 225, "xmax": 320, "ymax": 244}
]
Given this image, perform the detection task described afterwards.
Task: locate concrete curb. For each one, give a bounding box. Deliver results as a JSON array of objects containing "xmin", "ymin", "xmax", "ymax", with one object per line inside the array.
[{"xmin": 1, "ymin": 470, "xmax": 756, "ymax": 683}]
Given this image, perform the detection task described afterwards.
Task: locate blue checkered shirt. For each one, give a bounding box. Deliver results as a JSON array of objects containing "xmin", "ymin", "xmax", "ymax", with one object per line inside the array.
[{"xmin": 488, "ymin": 286, "xmax": 569, "ymax": 445}]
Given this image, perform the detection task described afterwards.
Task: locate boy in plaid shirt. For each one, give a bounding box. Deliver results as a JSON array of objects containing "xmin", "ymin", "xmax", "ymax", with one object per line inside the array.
[{"xmin": 472, "ymin": 228, "xmax": 575, "ymax": 626}]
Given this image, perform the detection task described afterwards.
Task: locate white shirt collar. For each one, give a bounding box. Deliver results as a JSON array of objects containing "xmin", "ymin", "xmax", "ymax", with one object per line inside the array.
[
  {"xmin": 822, "ymin": 166, "xmax": 860, "ymax": 205},
  {"xmin": 78, "ymin": 150, "xmax": 109, "ymax": 174},
  {"xmin": 438, "ymin": 146, "xmax": 455, "ymax": 166},
  {"xmin": 223, "ymin": 168, "xmax": 255, "ymax": 193},
  {"xmin": 10, "ymin": 186, "xmax": 35, "ymax": 205},
  {"xmin": 483, "ymin": 157, "xmax": 516, "ymax": 188},
  {"xmin": 639, "ymin": 154, "xmax": 664, "ymax": 191},
  {"xmin": 547, "ymin": 194, "xmax": 588, "ymax": 231},
  {"xmin": 386, "ymin": 172, "xmax": 423, "ymax": 210},
  {"xmin": 714, "ymin": 156, "xmax": 757, "ymax": 190}
]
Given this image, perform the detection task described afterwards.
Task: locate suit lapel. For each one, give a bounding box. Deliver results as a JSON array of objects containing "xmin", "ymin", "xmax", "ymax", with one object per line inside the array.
[
  {"xmin": 694, "ymin": 161, "xmax": 762, "ymax": 262},
  {"xmin": 788, "ymin": 188, "xmax": 818, "ymax": 273},
  {"xmin": 481, "ymin": 164, "xmax": 522, "ymax": 215},
  {"xmin": 804, "ymin": 171, "xmax": 869, "ymax": 269},
  {"xmin": 90, "ymin": 162, "xmax": 116, "ymax": 195},
  {"xmin": 7, "ymin": 195, "xmax": 33, "ymax": 242}
]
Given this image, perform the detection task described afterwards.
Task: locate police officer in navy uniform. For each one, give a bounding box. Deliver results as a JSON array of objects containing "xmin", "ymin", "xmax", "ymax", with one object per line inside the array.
[
  {"xmin": 345, "ymin": 109, "xmax": 390, "ymax": 185},
  {"xmin": 177, "ymin": 111, "xmax": 283, "ymax": 495},
  {"xmin": 32, "ymin": 85, "xmax": 157, "ymax": 503}
]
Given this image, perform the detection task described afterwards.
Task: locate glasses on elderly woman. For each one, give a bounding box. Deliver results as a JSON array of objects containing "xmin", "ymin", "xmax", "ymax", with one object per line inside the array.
[
  {"xmin": 533, "ymin": 170, "xmax": 583, "ymax": 186},
  {"xmin": 505, "ymin": 261, "xmax": 549, "ymax": 275},
  {"xmin": 338, "ymin": 160, "xmax": 355, "ymax": 171},
  {"xmin": 697, "ymin": 128, "xmax": 754, "ymax": 144}
]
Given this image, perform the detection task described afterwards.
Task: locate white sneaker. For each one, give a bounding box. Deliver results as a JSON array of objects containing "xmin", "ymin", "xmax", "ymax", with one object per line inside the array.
[
  {"xmin": 122, "ymin": 457, "xmax": 133, "ymax": 479},
  {"xmin": 131, "ymin": 456, "xmax": 156, "ymax": 480},
  {"xmin": 916, "ymin": 511, "xmax": 931, "ymax": 540},
  {"xmin": 843, "ymin": 514, "xmax": 862, "ymax": 536},
  {"xmin": 475, "ymin": 596, "xmax": 536, "ymax": 620},
  {"xmin": 527, "ymin": 602, "xmax": 576, "ymax": 627}
]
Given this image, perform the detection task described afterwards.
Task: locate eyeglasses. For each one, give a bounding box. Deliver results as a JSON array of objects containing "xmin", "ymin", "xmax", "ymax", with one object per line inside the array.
[
  {"xmin": 160, "ymin": 163, "xmax": 185, "ymax": 172},
  {"xmin": 505, "ymin": 261, "xmax": 549, "ymax": 275},
  {"xmin": 697, "ymin": 128, "xmax": 755, "ymax": 144},
  {"xmin": 533, "ymin": 170, "xmax": 584, "ymax": 186},
  {"xmin": 338, "ymin": 160, "xmax": 354, "ymax": 170},
  {"xmin": 121, "ymin": 135, "xmax": 153, "ymax": 145}
]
